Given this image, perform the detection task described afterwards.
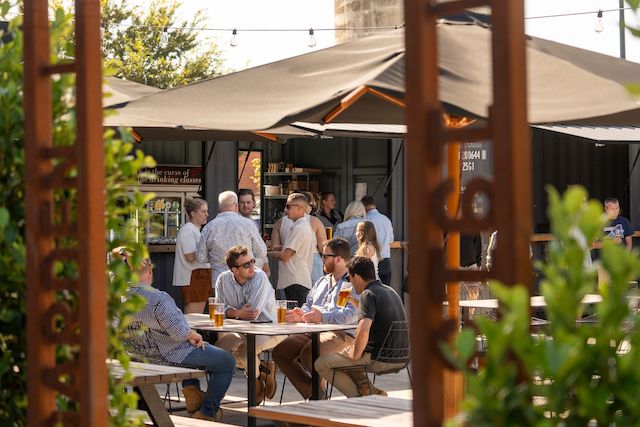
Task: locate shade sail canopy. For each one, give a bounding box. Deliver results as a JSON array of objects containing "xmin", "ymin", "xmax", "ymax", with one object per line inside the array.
[
  {"xmin": 533, "ymin": 125, "xmax": 640, "ymax": 144},
  {"xmin": 107, "ymin": 21, "xmax": 640, "ymax": 137},
  {"xmin": 103, "ymin": 77, "xmax": 162, "ymax": 107}
]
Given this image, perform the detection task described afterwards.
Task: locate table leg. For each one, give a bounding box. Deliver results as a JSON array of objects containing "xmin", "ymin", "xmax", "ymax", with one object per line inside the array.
[
  {"xmin": 134, "ymin": 384, "xmax": 174, "ymax": 427},
  {"xmin": 310, "ymin": 332, "xmax": 320, "ymax": 400},
  {"xmin": 247, "ymin": 334, "xmax": 257, "ymax": 427}
]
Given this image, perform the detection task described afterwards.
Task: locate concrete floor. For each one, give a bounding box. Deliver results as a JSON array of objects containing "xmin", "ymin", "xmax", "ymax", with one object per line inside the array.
[{"xmin": 156, "ymin": 365, "xmax": 413, "ymax": 426}]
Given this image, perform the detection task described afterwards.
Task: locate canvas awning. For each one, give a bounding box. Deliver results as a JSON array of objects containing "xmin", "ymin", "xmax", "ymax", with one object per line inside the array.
[
  {"xmin": 106, "ymin": 21, "xmax": 640, "ymax": 139},
  {"xmin": 533, "ymin": 125, "xmax": 640, "ymax": 144}
]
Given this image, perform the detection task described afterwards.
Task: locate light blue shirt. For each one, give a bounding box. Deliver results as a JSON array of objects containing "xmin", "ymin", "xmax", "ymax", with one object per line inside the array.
[
  {"xmin": 215, "ymin": 268, "xmax": 276, "ymax": 322},
  {"xmin": 302, "ymin": 273, "xmax": 359, "ymax": 325},
  {"xmin": 366, "ymin": 209, "xmax": 394, "ymax": 259},
  {"xmin": 334, "ymin": 217, "xmax": 364, "ymax": 255}
]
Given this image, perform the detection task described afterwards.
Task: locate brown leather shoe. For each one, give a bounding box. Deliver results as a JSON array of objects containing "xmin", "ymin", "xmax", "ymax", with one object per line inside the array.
[
  {"xmin": 260, "ymin": 360, "xmax": 277, "ymax": 400},
  {"xmin": 255, "ymin": 377, "xmax": 266, "ymax": 404},
  {"xmin": 182, "ymin": 385, "xmax": 205, "ymax": 414},
  {"xmin": 358, "ymin": 383, "xmax": 387, "ymax": 397},
  {"xmin": 192, "ymin": 407, "xmax": 223, "ymax": 421}
]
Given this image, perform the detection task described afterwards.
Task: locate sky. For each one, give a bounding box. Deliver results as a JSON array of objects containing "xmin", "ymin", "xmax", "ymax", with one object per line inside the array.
[{"xmin": 166, "ymin": 0, "xmax": 640, "ymax": 69}]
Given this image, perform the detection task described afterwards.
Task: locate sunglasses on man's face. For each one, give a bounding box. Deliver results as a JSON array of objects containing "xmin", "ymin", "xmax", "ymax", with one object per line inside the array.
[
  {"xmin": 320, "ymin": 253, "xmax": 338, "ymax": 259},
  {"xmin": 285, "ymin": 204, "xmax": 303, "ymax": 210},
  {"xmin": 234, "ymin": 259, "xmax": 256, "ymax": 269}
]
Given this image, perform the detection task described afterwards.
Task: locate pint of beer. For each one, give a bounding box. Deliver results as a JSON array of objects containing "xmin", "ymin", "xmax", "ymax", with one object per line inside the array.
[
  {"xmin": 276, "ymin": 300, "xmax": 287, "ymax": 324},
  {"xmin": 213, "ymin": 303, "xmax": 225, "ymax": 327},
  {"xmin": 336, "ymin": 286, "xmax": 352, "ymax": 308},
  {"xmin": 208, "ymin": 297, "xmax": 216, "ymax": 321},
  {"xmin": 326, "ymin": 227, "xmax": 333, "ymax": 240}
]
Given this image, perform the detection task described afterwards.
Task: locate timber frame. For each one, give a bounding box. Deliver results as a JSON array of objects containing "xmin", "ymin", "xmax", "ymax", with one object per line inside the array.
[
  {"xmin": 404, "ymin": 0, "xmax": 532, "ymax": 425},
  {"xmin": 24, "ymin": 0, "xmax": 106, "ymax": 425}
]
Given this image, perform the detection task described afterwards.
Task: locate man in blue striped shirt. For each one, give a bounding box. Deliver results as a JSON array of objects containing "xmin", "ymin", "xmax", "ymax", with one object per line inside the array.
[
  {"xmin": 125, "ymin": 257, "xmax": 235, "ymax": 422},
  {"xmin": 214, "ymin": 245, "xmax": 285, "ymax": 403}
]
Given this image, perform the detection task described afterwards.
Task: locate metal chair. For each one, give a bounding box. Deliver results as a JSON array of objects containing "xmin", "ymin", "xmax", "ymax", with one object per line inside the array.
[{"xmin": 329, "ymin": 320, "xmax": 412, "ymax": 398}]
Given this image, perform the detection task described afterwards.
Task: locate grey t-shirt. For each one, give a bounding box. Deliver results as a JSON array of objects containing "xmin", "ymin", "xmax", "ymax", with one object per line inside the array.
[{"xmin": 359, "ymin": 280, "xmax": 406, "ymax": 359}]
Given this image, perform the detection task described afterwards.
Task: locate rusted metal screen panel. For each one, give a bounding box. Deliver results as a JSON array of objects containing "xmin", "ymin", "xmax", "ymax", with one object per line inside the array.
[
  {"xmin": 404, "ymin": 0, "xmax": 531, "ymax": 425},
  {"xmin": 24, "ymin": 0, "xmax": 106, "ymax": 425}
]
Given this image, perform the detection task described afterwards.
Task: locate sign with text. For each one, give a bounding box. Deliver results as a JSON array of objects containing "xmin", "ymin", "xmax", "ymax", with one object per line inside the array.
[{"xmin": 138, "ymin": 165, "xmax": 202, "ymax": 186}]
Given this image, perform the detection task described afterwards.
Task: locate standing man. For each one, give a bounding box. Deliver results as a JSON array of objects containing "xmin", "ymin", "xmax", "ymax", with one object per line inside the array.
[
  {"xmin": 196, "ymin": 190, "xmax": 267, "ymax": 286},
  {"xmin": 315, "ymin": 256, "xmax": 406, "ymax": 398},
  {"xmin": 272, "ymin": 237, "xmax": 358, "ymax": 400},
  {"xmin": 360, "ymin": 195, "xmax": 394, "ymax": 285},
  {"xmin": 238, "ymin": 188, "xmax": 270, "ymax": 277},
  {"xmin": 603, "ymin": 197, "xmax": 633, "ymax": 251},
  {"xmin": 124, "ymin": 257, "xmax": 235, "ymax": 422},
  {"xmin": 271, "ymin": 193, "xmax": 315, "ymax": 306},
  {"xmin": 214, "ymin": 245, "xmax": 283, "ymax": 403}
]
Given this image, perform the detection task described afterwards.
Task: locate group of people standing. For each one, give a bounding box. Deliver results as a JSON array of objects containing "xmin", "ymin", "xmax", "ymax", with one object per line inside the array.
[{"xmin": 122, "ymin": 188, "xmax": 403, "ymax": 422}]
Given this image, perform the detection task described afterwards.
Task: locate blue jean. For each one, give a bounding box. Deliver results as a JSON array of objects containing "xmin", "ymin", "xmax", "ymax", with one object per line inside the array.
[{"xmin": 181, "ymin": 343, "xmax": 236, "ymax": 417}]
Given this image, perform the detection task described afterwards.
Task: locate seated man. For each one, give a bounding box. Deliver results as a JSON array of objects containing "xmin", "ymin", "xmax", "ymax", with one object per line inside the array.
[
  {"xmin": 124, "ymin": 257, "xmax": 235, "ymax": 422},
  {"xmin": 214, "ymin": 245, "xmax": 284, "ymax": 403},
  {"xmin": 315, "ymin": 256, "xmax": 407, "ymax": 397},
  {"xmin": 272, "ymin": 237, "xmax": 358, "ymax": 399}
]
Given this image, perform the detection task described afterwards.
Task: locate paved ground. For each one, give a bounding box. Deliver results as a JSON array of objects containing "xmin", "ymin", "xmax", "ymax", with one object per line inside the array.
[{"xmin": 152, "ymin": 364, "xmax": 412, "ymax": 426}]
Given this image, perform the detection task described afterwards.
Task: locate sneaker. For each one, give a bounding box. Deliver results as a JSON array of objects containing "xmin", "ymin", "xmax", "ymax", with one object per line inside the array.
[
  {"xmin": 182, "ymin": 385, "xmax": 205, "ymax": 414},
  {"xmin": 358, "ymin": 383, "xmax": 387, "ymax": 397},
  {"xmin": 192, "ymin": 408, "xmax": 223, "ymax": 422},
  {"xmin": 260, "ymin": 360, "xmax": 277, "ymax": 400}
]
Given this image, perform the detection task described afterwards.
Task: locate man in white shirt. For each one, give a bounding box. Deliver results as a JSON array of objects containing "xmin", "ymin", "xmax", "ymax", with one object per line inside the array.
[
  {"xmin": 271, "ymin": 193, "xmax": 315, "ymax": 306},
  {"xmin": 214, "ymin": 245, "xmax": 284, "ymax": 403},
  {"xmin": 360, "ymin": 195, "xmax": 394, "ymax": 285},
  {"xmin": 196, "ymin": 191, "xmax": 267, "ymax": 286}
]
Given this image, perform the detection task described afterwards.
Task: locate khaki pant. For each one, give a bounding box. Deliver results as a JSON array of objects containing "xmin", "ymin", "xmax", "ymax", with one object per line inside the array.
[
  {"xmin": 215, "ymin": 333, "xmax": 286, "ymax": 378},
  {"xmin": 272, "ymin": 331, "xmax": 353, "ymax": 399},
  {"xmin": 314, "ymin": 349, "xmax": 372, "ymax": 398}
]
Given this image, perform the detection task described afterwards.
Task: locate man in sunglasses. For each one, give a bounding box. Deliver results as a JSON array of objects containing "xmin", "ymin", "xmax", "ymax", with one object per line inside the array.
[
  {"xmin": 272, "ymin": 193, "xmax": 315, "ymax": 307},
  {"xmin": 214, "ymin": 245, "xmax": 284, "ymax": 403},
  {"xmin": 272, "ymin": 237, "xmax": 358, "ymax": 400}
]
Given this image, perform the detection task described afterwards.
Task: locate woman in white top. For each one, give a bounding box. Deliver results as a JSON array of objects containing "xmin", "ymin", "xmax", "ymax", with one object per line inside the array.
[
  {"xmin": 355, "ymin": 220, "xmax": 381, "ymax": 281},
  {"xmin": 173, "ymin": 198, "xmax": 211, "ymax": 314}
]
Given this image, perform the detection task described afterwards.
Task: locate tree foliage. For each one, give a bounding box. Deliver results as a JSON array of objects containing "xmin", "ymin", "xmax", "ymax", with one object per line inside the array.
[{"xmin": 101, "ymin": 0, "xmax": 227, "ymax": 89}]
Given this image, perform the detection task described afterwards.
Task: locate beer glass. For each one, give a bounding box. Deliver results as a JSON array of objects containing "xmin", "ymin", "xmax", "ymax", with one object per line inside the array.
[
  {"xmin": 326, "ymin": 227, "xmax": 333, "ymax": 240},
  {"xmin": 277, "ymin": 300, "xmax": 287, "ymax": 324},
  {"xmin": 213, "ymin": 303, "xmax": 225, "ymax": 327},
  {"xmin": 208, "ymin": 297, "xmax": 216, "ymax": 321},
  {"xmin": 336, "ymin": 286, "xmax": 352, "ymax": 308}
]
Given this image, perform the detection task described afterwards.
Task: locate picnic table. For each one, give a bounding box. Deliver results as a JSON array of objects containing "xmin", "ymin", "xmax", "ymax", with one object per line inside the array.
[
  {"xmin": 108, "ymin": 359, "xmax": 205, "ymax": 427},
  {"xmin": 249, "ymin": 395, "xmax": 412, "ymax": 427},
  {"xmin": 185, "ymin": 314, "xmax": 356, "ymax": 427}
]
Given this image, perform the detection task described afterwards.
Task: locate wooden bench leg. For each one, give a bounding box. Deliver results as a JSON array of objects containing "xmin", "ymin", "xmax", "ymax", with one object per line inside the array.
[{"xmin": 135, "ymin": 384, "xmax": 174, "ymax": 427}]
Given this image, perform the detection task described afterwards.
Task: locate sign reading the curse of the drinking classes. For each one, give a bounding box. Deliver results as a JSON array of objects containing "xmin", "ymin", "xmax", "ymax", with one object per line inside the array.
[{"xmin": 138, "ymin": 165, "xmax": 202, "ymax": 185}]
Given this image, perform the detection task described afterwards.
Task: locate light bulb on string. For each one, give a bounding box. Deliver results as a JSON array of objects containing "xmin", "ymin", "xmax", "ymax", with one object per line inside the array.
[
  {"xmin": 307, "ymin": 28, "xmax": 316, "ymax": 48},
  {"xmin": 160, "ymin": 27, "xmax": 169, "ymax": 48},
  {"xmin": 230, "ymin": 28, "xmax": 239, "ymax": 47},
  {"xmin": 595, "ymin": 10, "xmax": 604, "ymax": 33}
]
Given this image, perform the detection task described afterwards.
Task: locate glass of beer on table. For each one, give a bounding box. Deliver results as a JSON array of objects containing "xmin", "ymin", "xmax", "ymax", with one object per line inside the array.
[
  {"xmin": 277, "ymin": 300, "xmax": 287, "ymax": 324},
  {"xmin": 213, "ymin": 303, "xmax": 225, "ymax": 327},
  {"xmin": 336, "ymin": 285, "xmax": 352, "ymax": 308},
  {"xmin": 208, "ymin": 297, "xmax": 216, "ymax": 321}
]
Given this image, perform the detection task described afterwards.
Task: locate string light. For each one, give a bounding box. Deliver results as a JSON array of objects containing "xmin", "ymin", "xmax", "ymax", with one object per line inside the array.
[
  {"xmin": 230, "ymin": 28, "xmax": 238, "ymax": 47},
  {"xmin": 307, "ymin": 28, "xmax": 316, "ymax": 48},
  {"xmin": 159, "ymin": 27, "xmax": 169, "ymax": 48},
  {"xmin": 595, "ymin": 10, "xmax": 604, "ymax": 33}
]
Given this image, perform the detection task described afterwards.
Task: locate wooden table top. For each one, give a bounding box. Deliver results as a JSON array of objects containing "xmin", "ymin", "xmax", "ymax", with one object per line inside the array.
[
  {"xmin": 107, "ymin": 359, "xmax": 205, "ymax": 386},
  {"xmin": 185, "ymin": 313, "xmax": 356, "ymax": 336},
  {"xmin": 458, "ymin": 293, "xmax": 603, "ymax": 309},
  {"xmin": 249, "ymin": 395, "xmax": 412, "ymax": 427}
]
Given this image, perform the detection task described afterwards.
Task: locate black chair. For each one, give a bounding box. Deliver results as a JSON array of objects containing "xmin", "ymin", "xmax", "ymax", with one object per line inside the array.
[{"xmin": 329, "ymin": 320, "xmax": 412, "ymax": 398}]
